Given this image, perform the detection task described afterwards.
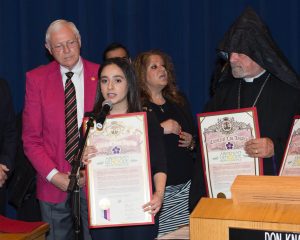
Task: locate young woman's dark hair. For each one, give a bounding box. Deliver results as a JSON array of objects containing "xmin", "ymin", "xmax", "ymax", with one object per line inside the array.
[{"xmin": 93, "ymin": 57, "xmax": 141, "ymax": 115}]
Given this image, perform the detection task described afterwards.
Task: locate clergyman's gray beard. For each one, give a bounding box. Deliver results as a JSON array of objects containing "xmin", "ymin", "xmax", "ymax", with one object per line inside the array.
[{"xmin": 231, "ymin": 66, "xmax": 245, "ymax": 78}]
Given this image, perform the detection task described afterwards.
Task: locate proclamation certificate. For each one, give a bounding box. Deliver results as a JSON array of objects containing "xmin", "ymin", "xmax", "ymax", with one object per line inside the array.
[
  {"xmin": 279, "ymin": 116, "xmax": 300, "ymax": 176},
  {"xmin": 85, "ymin": 112, "xmax": 153, "ymax": 228},
  {"xmin": 197, "ymin": 107, "xmax": 262, "ymax": 199}
]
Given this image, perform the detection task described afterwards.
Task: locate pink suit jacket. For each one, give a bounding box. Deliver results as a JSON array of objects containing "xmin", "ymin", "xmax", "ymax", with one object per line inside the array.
[{"xmin": 22, "ymin": 58, "xmax": 99, "ymax": 203}]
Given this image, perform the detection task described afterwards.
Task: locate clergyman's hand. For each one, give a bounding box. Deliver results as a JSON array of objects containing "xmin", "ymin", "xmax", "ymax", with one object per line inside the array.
[{"xmin": 245, "ymin": 137, "xmax": 274, "ymax": 158}]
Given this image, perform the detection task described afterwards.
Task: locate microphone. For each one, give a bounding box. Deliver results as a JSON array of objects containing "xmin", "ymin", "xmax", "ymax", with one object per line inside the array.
[{"xmin": 95, "ymin": 100, "xmax": 113, "ymax": 129}]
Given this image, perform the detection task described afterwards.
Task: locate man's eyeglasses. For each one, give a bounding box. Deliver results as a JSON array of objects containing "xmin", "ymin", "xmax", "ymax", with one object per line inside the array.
[{"xmin": 51, "ymin": 39, "xmax": 79, "ymax": 52}]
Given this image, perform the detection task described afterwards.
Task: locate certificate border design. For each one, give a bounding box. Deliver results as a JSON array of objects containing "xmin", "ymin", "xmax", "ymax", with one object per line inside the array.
[
  {"xmin": 279, "ymin": 115, "xmax": 300, "ymax": 176},
  {"xmin": 197, "ymin": 107, "xmax": 262, "ymax": 198},
  {"xmin": 85, "ymin": 112, "xmax": 154, "ymax": 228}
]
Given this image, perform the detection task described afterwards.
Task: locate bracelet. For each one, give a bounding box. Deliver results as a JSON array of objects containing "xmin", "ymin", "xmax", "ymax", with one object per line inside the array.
[{"xmin": 187, "ymin": 138, "xmax": 195, "ymax": 151}]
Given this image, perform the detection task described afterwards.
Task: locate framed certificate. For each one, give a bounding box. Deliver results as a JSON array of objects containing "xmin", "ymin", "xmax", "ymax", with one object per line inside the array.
[
  {"xmin": 197, "ymin": 107, "xmax": 262, "ymax": 199},
  {"xmin": 85, "ymin": 112, "xmax": 153, "ymax": 228},
  {"xmin": 279, "ymin": 116, "xmax": 300, "ymax": 176}
]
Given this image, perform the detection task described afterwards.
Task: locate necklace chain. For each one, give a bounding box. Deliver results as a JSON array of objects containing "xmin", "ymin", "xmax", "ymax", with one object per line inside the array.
[
  {"xmin": 238, "ymin": 73, "xmax": 270, "ymax": 109},
  {"xmin": 159, "ymin": 105, "xmax": 165, "ymax": 113}
]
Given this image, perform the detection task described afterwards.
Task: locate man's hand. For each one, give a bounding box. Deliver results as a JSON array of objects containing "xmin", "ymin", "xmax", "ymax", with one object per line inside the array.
[
  {"xmin": 51, "ymin": 172, "xmax": 70, "ymax": 192},
  {"xmin": 0, "ymin": 164, "xmax": 9, "ymax": 187},
  {"xmin": 245, "ymin": 137, "xmax": 274, "ymax": 158}
]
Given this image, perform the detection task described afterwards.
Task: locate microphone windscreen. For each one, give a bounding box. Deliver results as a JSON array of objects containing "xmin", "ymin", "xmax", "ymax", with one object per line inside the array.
[{"xmin": 102, "ymin": 100, "xmax": 113, "ymax": 110}]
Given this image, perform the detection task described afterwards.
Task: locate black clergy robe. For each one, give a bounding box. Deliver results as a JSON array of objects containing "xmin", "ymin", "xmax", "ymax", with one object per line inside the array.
[{"xmin": 205, "ymin": 71, "xmax": 300, "ymax": 175}]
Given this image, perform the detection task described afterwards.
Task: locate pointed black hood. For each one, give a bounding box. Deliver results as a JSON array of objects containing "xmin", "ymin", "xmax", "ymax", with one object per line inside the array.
[{"xmin": 217, "ymin": 7, "xmax": 300, "ymax": 89}]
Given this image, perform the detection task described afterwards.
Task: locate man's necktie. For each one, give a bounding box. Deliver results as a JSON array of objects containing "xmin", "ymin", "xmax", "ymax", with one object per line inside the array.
[{"xmin": 65, "ymin": 72, "xmax": 79, "ymax": 163}]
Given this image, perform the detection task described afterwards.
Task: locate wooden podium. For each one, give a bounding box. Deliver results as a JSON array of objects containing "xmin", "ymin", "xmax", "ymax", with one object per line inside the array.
[
  {"xmin": 190, "ymin": 176, "xmax": 300, "ymax": 240},
  {"xmin": 0, "ymin": 222, "xmax": 49, "ymax": 240}
]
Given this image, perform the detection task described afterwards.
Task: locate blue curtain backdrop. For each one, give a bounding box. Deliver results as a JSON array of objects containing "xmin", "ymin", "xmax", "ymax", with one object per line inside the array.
[{"xmin": 0, "ymin": 0, "xmax": 299, "ymax": 116}]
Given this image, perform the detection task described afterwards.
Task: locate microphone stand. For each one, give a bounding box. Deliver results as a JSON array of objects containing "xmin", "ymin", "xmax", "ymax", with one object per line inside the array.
[{"xmin": 67, "ymin": 115, "xmax": 95, "ymax": 240}]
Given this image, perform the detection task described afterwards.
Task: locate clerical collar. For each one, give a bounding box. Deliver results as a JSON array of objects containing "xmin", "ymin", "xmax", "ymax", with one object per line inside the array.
[
  {"xmin": 238, "ymin": 72, "xmax": 270, "ymax": 109},
  {"xmin": 243, "ymin": 70, "xmax": 266, "ymax": 83}
]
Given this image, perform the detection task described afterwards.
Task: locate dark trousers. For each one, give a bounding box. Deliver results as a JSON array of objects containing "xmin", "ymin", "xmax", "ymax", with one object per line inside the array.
[{"xmin": 40, "ymin": 189, "xmax": 91, "ymax": 240}]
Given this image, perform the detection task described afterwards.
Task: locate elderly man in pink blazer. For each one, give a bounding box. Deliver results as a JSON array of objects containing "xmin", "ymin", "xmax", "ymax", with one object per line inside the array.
[{"xmin": 23, "ymin": 19, "xmax": 98, "ymax": 240}]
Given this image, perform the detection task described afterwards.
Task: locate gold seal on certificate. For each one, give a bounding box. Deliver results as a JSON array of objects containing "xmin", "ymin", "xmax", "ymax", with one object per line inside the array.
[
  {"xmin": 280, "ymin": 116, "xmax": 300, "ymax": 176},
  {"xmin": 197, "ymin": 107, "xmax": 262, "ymax": 198},
  {"xmin": 85, "ymin": 112, "xmax": 153, "ymax": 228}
]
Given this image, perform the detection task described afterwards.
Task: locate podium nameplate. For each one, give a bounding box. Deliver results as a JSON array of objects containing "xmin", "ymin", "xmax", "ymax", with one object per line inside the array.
[{"xmin": 229, "ymin": 228, "xmax": 300, "ymax": 240}]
